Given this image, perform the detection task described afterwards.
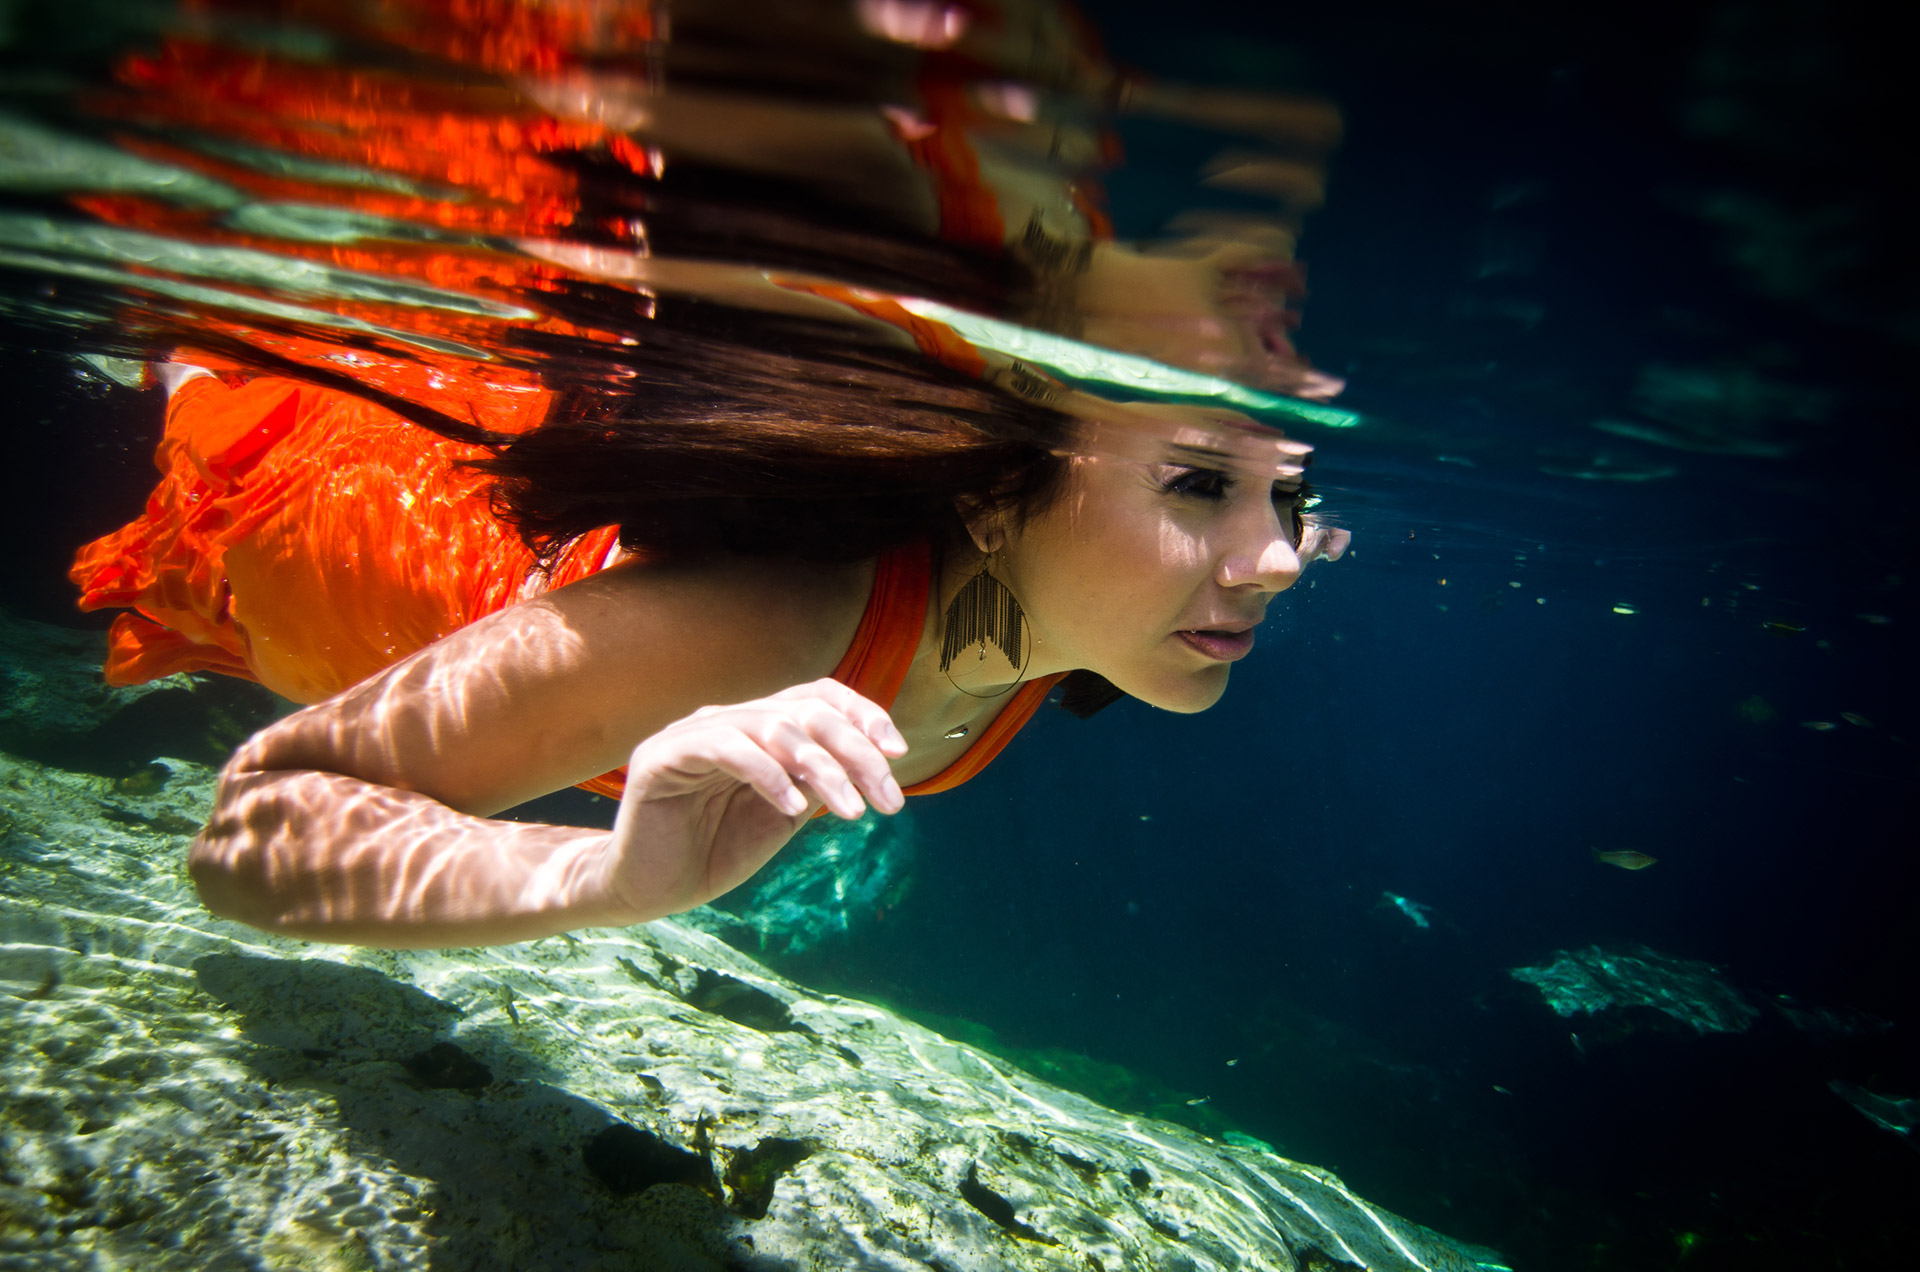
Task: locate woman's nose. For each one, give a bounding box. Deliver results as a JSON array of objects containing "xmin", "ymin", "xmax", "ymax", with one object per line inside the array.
[{"xmin": 1217, "ymin": 500, "xmax": 1302, "ymax": 592}]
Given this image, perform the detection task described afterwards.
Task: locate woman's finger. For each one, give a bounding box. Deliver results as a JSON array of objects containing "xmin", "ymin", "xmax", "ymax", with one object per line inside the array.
[
  {"xmin": 773, "ymin": 678, "xmax": 909, "ymax": 756},
  {"xmin": 640, "ymin": 681, "xmax": 909, "ymax": 820},
  {"xmin": 774, "ymin": 699, "xmax": 906, "ymax": 815},
  {"xmin": 639, "ymin": 726, "xmax": 811, "ymax": 817},
  {"xmin": 758, "ymin": 722, "xmax": 869, "ymax": 821}
]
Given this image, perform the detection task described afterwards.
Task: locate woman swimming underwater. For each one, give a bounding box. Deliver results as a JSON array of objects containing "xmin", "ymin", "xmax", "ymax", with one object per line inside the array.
[
  {"xmin": 64, "ymin": 0, "xmax": 1348, "ymax": 949},
  {"xmin": 72, "ymin": 291, "xmax": 1346, "ymax": 948}
]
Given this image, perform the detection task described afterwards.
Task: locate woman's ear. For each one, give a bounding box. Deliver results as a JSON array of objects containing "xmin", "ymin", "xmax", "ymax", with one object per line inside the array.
[{"xmin": 954, "ymin": 499, "xmax": 1005, "ymax": 555}]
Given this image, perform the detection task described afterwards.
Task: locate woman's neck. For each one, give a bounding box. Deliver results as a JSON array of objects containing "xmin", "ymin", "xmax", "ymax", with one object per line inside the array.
[{"xmin": 887, "ymin": 551, "xmax": 1055, "ymax": 756}]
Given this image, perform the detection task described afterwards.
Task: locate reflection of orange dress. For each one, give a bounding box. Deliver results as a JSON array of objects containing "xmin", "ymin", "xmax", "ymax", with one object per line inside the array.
[{"xmin": 71, "ymin": 377, "xmax": 1060, "ymax": 799}]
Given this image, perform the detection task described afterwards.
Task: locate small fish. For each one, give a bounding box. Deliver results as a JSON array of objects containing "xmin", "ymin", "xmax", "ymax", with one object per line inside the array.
[
  {"xmin": 1593, "ymin": 849, "xmax": 1657, "ymax": 870},
  {"xmin": 1569, "ymin": 1032, "xmax": 1586, "ymax": 1057},
  {"xmin": 1761, "ymin": 620, "xmax": 1805, "ymax": 634},
  {"xmin": 1841, "ymin": 713, "xmax": 1873, "ymax": 728},
  {"xmin": 1185, "ymin": 1096, "xmax": 1211, "ymax": 1106},
  {"xmin": 1611, "ymin": 603, "xmax": 1637, "ymax": 615},
  {"xmin": 1802, "ymin": 721, "xmax": 1838, "ymax": 732},
  {"xmin": 1492, "ymin": 1085, "xmax": 1512, "ymax": 1095},
  {"xmin": 1225, "ymin": 1058, "xmax": 1239, "ymax": 1067},
  {"xmin": 1856, "ymin": 613, "xmax": 1891, "ymax": 625},
  {"xmin": 1381, "ymin": 891, "xmax": 1434, "ymax": 929}
]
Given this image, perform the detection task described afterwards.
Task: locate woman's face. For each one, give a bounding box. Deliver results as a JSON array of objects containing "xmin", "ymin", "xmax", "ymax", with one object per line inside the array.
[{"xmin": 997, "ymin": 420, "xmax": 1312, "ymax": 713}]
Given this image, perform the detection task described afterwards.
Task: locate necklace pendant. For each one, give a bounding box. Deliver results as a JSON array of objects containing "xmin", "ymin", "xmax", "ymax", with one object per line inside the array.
[{"xmin": 943, "ymin": 723, "xmax": 970, "ymax": 740}]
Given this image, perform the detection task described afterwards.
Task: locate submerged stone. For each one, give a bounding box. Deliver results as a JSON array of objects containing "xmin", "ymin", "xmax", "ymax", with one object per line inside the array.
[
  {"xmin": 0, "ymin": 610, "xmax": 193, "ymax": 756},
  {"xmin": 1828, "ymin": 1080, "xmax": 1920, "ymax": 1141},
  {"xmin": 0, "ymin": 624, "xmax": 1498, "ymax": 1270},
  {"xmin": 0, "ymin": 607, "xmax": 281, "ymax": 775},
  {"xmin": 699, "ymin": 809, "xmax": 918, "ymax": 957},
  {"xmin": 1509, "ymin": 944, "xmax": 1760, "ymax": 1035}
]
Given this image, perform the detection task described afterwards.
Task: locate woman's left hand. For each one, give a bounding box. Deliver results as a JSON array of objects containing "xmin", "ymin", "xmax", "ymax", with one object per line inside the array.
[{"xmin": 592, "ymin": 678, "xmax": 910, "ymax": 923}]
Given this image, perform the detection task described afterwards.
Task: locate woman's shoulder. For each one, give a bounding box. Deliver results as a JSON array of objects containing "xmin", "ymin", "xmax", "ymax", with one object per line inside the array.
[{"xmin": 558, "ymin": 551, "xmax": 879, "ymax": 689}]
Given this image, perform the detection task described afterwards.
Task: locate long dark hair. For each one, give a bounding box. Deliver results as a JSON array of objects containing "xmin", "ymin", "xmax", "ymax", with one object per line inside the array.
[
  {"xmin": 478, "ymin": 297, "xmax": 1074, "ymax": 564},
  {"xmin": 472, "ymin": 295, "xmax": 1127, "ymax": 717}
]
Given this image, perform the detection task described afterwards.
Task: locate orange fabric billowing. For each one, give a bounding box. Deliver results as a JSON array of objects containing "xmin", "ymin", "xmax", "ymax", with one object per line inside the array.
[
  {"xmin": 74, "ymin": 377, "xmax": 1058, "ymax": 800},
  {"xmin": 71, "ymin": 376, "xmax": 574, "ymax": 703}
]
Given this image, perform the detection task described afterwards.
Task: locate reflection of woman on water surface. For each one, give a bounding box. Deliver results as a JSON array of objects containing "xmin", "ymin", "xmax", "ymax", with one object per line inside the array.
[{"xmin": 67, "ymin": 0, "xmax": 1348, "ymax": 948}]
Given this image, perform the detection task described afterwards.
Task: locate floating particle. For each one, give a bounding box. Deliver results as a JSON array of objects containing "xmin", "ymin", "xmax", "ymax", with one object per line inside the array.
[
  {"xmin": 1612, "ymin": 603, "xmax": 1637, "ymax": 615},
  {"xmin": 1761, "ymin": 620, "xmax": 1805, "ymax": 634},
  {"xmin": 1736, "ymin": 695, "xmax": 1776, "ymax": 724},
  {"xmin": 1802, "ymin": 721, "xmax": 1838, "ymax": 732},
  {"xmin": 1841, "ymin": 713, "xmax": 1873, "ymax": 728},
  {"xmin": 1816, "ymin": 640, "xmax": 1831, "ymax": 650},
  {"xmin": 1492, "ymin": 1085, "xmax": 1512, "ymax": 1095},
  {"xmin": 1509, "ymin": 581, "xmax": 1523, "ymax": 588},
  {"xmin": 1702, "ymin": 597, "xmax": 1711, "ymax": 606},
  {"xmin": 1439, "ymin": 578, "xmax": 1447, "ymax": 585},
  {"xmin": 1741, "ymin": 582, "xmax": 1760, "ymax": 591},
  {"xmin": 1226, "ymin": 1058, "xmax": 1240, "ymax": 1067},
  {"xmin": 1536, "ymin": 597, "xmax": 1546, "ymax": 605},
  {"xmin": 1857, "ymin": 613, "xmax": 1892, "ymax": 625}
]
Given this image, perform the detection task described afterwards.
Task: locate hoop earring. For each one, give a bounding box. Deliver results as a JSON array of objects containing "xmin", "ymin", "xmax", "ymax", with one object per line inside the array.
[{"xmin": 939, "ymin": 556, "xmax": 1030, "ymax": 699}]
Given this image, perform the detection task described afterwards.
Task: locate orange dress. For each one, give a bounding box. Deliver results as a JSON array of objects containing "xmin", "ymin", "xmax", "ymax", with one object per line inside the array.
[{"xmin": 71, "ymin": 376, "xmax": 1061, "ymax": 799}]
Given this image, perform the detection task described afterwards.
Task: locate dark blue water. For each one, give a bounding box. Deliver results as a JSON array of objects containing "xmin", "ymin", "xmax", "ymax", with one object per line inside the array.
[
  {"xmin": 2, "ymin": 2, "xmax": 1913, "ymax": 1268},
  {"xmin": 770, "ymin": 3, "xmax": 1919, "ymax": 1267}
]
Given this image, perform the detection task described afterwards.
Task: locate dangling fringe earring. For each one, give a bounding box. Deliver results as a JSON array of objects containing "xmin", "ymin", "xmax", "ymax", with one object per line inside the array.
[{"xmin": 940, "ymin": 557, "xmax": 1029, "ymax": 697}]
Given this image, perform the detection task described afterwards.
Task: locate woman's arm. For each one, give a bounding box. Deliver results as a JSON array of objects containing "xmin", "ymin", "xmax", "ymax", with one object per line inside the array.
[{"xmin": 188, "ymin": 556, "xmax": 902, "ymax": 947}]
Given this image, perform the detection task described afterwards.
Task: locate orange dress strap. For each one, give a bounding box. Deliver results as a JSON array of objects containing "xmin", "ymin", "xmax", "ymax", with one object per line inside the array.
[
  {"xmin": 800, "ymin": 540, "xmax": 1065, "ymax": 797},
  {"xmin": 828, "ymin": 540, "xmax": 1065, "ymax": 797},
  {"xmin": 581, "ymin": 541, "xmax": 1063, "ymax": 803},
  {"xmin": 902, "ymin": 675, "xmax": 1063, "ymax": 797}
]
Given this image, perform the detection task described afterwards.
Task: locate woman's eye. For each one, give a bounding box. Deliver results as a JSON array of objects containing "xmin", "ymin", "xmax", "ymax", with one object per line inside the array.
[
  {"xmin": 1163, "ymin": 467, "xmax": 1231, "ymax": 499},
  {"xmin": 1272, "ymin": 487, "xmax": 1304, "ymax": 542}
]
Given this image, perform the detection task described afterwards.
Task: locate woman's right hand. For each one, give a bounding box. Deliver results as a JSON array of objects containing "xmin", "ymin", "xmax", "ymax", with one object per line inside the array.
[{"xmin": 592, "ymin": 678, "xmax": 909, "ymax": 922}]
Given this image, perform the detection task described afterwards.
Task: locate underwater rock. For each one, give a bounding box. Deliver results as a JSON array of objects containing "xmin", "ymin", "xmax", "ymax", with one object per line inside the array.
[
  {"xmin": 709, "ymin": 808, "xmax": 918, "ymax": 957},
  {"xmin": 1775, "ymin": 999, "xmax": 1892, "ymax": 1044},
  {"xmin": 0, "ymin": 609, "xmax": 281, "ymax": 774},
  {"xmin": 1828, "ymin": 1081, "xmax": 1920, "ymax": 1143},
  {"xmin": 1509, "ymin": 944, "xmax": 1760, "ymax": 1035},
  {"xmin": 0, "ymin": 610, "xmax": 191, "ymax": 755},
  {"xmin": 0, "ymin": 746, "xmax": 1496, "ymax": 1271}
]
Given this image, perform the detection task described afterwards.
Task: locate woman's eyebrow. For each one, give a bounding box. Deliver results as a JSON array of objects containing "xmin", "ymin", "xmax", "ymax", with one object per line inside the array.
[{"xmin": 1166, "ymin": 443, "xmax": 1235, "ymax": 464}]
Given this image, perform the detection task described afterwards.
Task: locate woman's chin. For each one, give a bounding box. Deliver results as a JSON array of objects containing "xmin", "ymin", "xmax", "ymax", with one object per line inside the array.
[{"xmin": 1126, "ymin": 665, "xmax": 1231, "ymax": 714}]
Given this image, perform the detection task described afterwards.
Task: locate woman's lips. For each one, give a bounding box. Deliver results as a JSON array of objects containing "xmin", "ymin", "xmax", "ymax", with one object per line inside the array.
[{"xmin": 1176, "ymin": 628, "xmax": 1256, "ymax": 661}]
